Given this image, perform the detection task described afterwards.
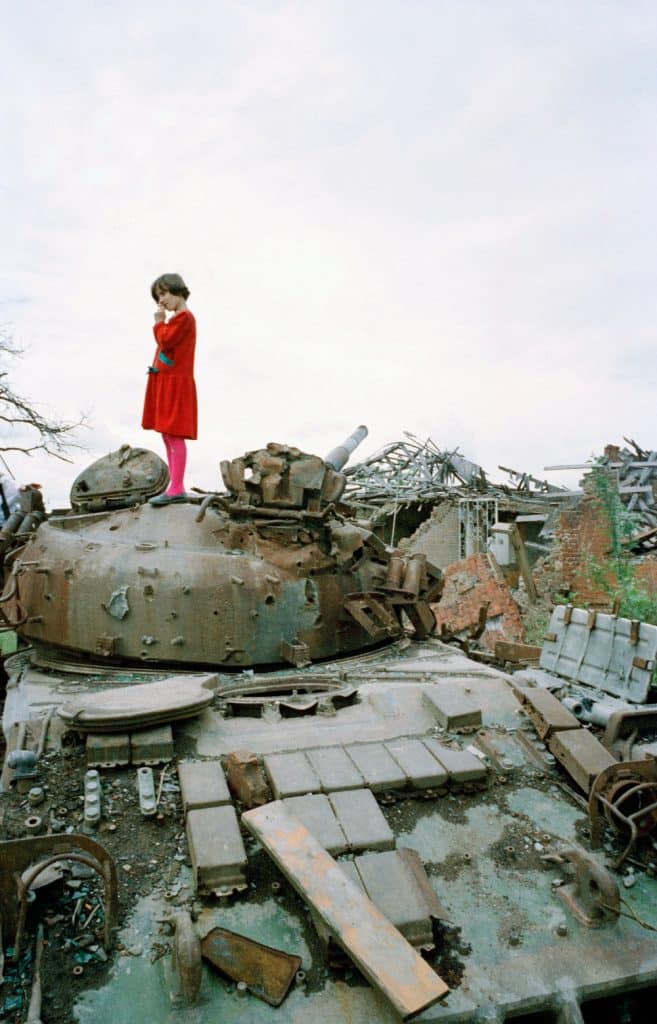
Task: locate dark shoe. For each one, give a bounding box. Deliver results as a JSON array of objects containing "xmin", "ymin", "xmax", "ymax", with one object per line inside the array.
[{"xmin": 149, "ymin": 492, "xmax": 188, "ymax": 507}]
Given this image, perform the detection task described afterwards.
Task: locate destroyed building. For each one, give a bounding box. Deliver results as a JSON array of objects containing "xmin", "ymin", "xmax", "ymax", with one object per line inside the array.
[{"xmin": 2, "ymin": 432, "xmax": 657, "ymax": 1024}]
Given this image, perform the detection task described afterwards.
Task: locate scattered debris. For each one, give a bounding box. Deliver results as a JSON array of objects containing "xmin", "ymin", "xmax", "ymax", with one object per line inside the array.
[
  {"xmin": 201, "ymin": 926, "xmax": 302, "ymax": 1006},
  {"xmin": 224, "ymin": 750, "xmax": 271, "ymax": 808}
]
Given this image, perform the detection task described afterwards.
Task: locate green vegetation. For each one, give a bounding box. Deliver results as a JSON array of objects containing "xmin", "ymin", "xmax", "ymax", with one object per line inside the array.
[
  {"xmin": 586, "ymin": 467, "xmax": 657, "ymax": 625},
  {"xmin": 523, "ymin": 606, "xmax": 552, "ymax": 646}
]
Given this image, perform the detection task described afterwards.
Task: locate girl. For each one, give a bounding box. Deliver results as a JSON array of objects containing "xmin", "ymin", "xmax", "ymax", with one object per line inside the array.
[{"xmin": 142, "ymin": 273, "xmax": 197, "ymax": 505}]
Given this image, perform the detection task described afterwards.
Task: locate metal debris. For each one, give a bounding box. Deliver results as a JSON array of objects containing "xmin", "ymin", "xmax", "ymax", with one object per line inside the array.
[{"xmin": 201, "ymin": 926, "xmax": 302, "ymax": 1007}]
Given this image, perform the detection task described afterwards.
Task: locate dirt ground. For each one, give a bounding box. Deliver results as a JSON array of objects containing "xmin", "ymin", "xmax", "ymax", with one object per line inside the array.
[{"xmin": 0, "ymin": 738, "xmax": 186, "ymax": 1023}]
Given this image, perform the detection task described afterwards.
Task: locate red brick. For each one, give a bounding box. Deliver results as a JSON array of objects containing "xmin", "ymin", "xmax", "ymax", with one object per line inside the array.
[{"xmin": 432, "ymin": 553, "xmax": 524, "ymax": 651}]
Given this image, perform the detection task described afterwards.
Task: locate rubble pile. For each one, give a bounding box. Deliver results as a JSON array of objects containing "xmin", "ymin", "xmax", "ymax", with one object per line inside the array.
[{"xmin": 598, "ymin": 439, "xmax": 657, "ymax": 531}]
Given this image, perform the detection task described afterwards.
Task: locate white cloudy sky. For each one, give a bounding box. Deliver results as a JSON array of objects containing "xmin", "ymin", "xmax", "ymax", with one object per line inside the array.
[{"xmin": 2, "ymin": 1, "xmax": 657, "ymax": 506}]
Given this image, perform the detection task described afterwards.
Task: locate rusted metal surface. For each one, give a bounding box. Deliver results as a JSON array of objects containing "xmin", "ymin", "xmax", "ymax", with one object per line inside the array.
[
  {"xmin": 242, "ymin": 801, "xmax": 448, "ymax": 1020},
  {"xmin": 186, "ymin": 805, "xmax": 248, "ymax": 896},
  {"xmin": 224, "ymin": 750, "xmax": 271, "ymax": 808},
  {"xmin": 217, "ymin": 675, "xmax": 358, "ymax": 719},
  {"xmin": 547, "ymin": 728, "xmax": 616, "ymax": 792},
  {"xmin": 547, "ymin": 847, "xmax": 620, "ymax": 927},
  {"xmin": 70, "ymin": 445, "xmax": 168, "ymax": 512},
  {"xmin": 201, "ymin": 926, "xmax": 302, "ymax": 1006},
  {"xmin": 57, "ymin": 676, "xmax": 216, "ymax": 731},
  {"xmin": 589, "ymin": 759, "xmax": 657, "ymax": 866},
  {"xmin": 170, "ymin": 911, "xmax": 202, "ymax": 1005},
  {"xmin": 10, "ymin": 440, "xmax": 440, "ymax": 668},
  {"xmin": 494, "ymin": 639, "xmax": 542, "ymax": 662},
  {"xmin": 26, "ymin": 923, "xmax": 44, "ymax": 1023},
  {"xmin": 0, "ymin": 833, "xmax": 118, "ymax": 958},
  {"xmin": 602, "ymin": 706, "xmax": 657, "ymax": 750},
  {"xmin": 516, "ymin": 686, "xmax": 581, "ymax": 740}
]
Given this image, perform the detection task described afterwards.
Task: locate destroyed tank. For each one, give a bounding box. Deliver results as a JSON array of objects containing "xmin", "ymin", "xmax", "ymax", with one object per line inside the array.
[
  {"xmin": 1, "ymin": 428, "xmax": 442, "ymax": 670},
  {"xmin": 3, "ymin": 434, "xmax": 657, "ymax": 1024}
]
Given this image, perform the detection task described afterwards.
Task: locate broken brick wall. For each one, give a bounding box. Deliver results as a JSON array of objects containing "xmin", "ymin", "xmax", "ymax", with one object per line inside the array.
[
  {"xmin": 432, "ymin": 552, "xmax": 524, "ymax": 650},
  {"xmin": 541, "ymin": 495, "xmax": 657, "ymax": 607},
  {"xmin": 401, "ymin": 499, "xmax": 460, "ymax": 568},
  {"xmin": 635, "ymin": 557, "xmax": 657, "ymax": 594},
  {"xmin": 552, "ymin": 496, "xmax": 612, "ymax": 606}
]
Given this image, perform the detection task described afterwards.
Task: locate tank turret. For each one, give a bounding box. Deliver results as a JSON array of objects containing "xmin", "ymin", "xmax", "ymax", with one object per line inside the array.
[{"xmin": 2, "ymin": 431, "xmax": 442, "ymax": 669}]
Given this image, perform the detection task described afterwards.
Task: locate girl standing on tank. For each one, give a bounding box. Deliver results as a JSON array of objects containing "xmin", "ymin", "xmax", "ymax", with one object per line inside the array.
[{"xmin": 142, "ymin": 273, "xmax": 197, "ymax": 506}]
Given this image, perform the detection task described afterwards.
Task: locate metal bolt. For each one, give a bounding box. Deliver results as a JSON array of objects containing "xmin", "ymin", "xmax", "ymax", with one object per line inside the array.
[
  {"xmin": 28, "ymin": 786, "xmax": 45, "ymax": 806},
  {"xmin": 236, "ymin": 981, "xmax": 248, "ymax": 998},
  {"xmin": 556, "ymin": 923, "xmax": 568, "ymax": 936}
]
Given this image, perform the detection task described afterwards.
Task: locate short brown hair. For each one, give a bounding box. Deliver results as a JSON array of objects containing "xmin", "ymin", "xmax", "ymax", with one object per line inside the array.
[{"xmin": 151, "ymin": 273, "xmax": 190, "ymax": 302}]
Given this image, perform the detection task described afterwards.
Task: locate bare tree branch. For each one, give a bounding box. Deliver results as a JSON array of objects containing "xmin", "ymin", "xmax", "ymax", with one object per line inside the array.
[{"xmin": 0, "ymin": 326, "xmax": 87, "ymax": 468}]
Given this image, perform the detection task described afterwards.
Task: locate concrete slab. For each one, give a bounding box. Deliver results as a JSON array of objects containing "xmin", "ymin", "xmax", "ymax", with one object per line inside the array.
[
  {"xmin": 384, "ymin": 738, "xmax": 448, "ymax": 789},
  {"xmin": 344, "ymin": 743, "xmax": 407, "ymax": 792},
  {"xmin": 423, "ymin": 686, "xmax": 482, "ymax": 730},
  {"xmin": 178, "ymin": 760, "xmax": 231, "ymax": 813},
  {"xmin": 186, "ymin": 805, "xmax": 248, "ymax": 896},
  {"xmin": 548, "ymin": 729, "xmax": 617, "ymax": 793},
  {"xmin": 130, "ymin": 724, "xmax": 174, "ymax": 765},
  {"xmin": 86, "ymin": 732, "xmax": 130, "ymax": 768},
  {"xmin": 329, "ymin": 788, "xmax": 395, "ymax": 852},
  {"xmin": 263, "ymin": 751, "xmax": 321, "ymax": 799},
  {"xmin": 283, "ymin": 794, "xmax": 348, "ymax": 855},
  {"xmin": 242, "ymin": 801, "xmax": 448, "ymax": 1019},
  {"xmin": 422, "ymin": 738, "xmax": 488, "ymax": 784},
  {"xmin": 305, "ymin": 746, "xmax": 365, "ymax": 792}
]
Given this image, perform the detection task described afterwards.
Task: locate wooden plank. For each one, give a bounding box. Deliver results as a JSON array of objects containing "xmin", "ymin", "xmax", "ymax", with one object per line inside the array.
[{"xmin": 242, "ymin": 801, "xmax": 448, "ymax": 1019}]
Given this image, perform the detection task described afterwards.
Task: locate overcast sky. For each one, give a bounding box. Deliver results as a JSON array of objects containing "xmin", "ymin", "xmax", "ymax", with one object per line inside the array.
[{"xmin": 2, "ymin": 1, "xmax": 657, "ymax": 506}]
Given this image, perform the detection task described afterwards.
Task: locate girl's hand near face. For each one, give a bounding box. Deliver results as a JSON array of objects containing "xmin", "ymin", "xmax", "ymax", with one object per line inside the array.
[{"xmin": 154, "ymin": 304, "xmax": 166, "ymax": 323}]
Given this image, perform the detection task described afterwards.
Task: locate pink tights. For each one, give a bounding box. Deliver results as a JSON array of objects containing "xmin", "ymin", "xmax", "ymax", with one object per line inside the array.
[{"xmin": 162, "ymin": 434, "xmax": 187, "ymax": 496}]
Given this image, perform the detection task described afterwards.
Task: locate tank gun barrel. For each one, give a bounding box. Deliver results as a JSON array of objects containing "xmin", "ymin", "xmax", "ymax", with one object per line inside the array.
[{"xmin": 324, "ymin": 425, "xmax": 368, "ymax": 471}]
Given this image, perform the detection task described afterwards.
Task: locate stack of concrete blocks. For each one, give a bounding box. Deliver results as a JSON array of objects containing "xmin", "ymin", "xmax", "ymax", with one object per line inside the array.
[
  {"xmin": 86, "ymin": 724, "xmax": 174, "ymax": 768},
  {"xmin": 179, "ymin": 760, "xmax": 247, "ymax": 896}
]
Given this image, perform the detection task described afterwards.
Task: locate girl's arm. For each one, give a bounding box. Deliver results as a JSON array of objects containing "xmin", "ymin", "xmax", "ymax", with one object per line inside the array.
[{"xmin": 153, "ymin": 312, "xmax": 193, "ymax": 356}]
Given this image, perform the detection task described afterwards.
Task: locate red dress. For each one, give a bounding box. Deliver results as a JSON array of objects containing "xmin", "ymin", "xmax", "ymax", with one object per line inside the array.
[{"xmin": 142, "ymin": 310, "xmax": 198, "ymax": 439}]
